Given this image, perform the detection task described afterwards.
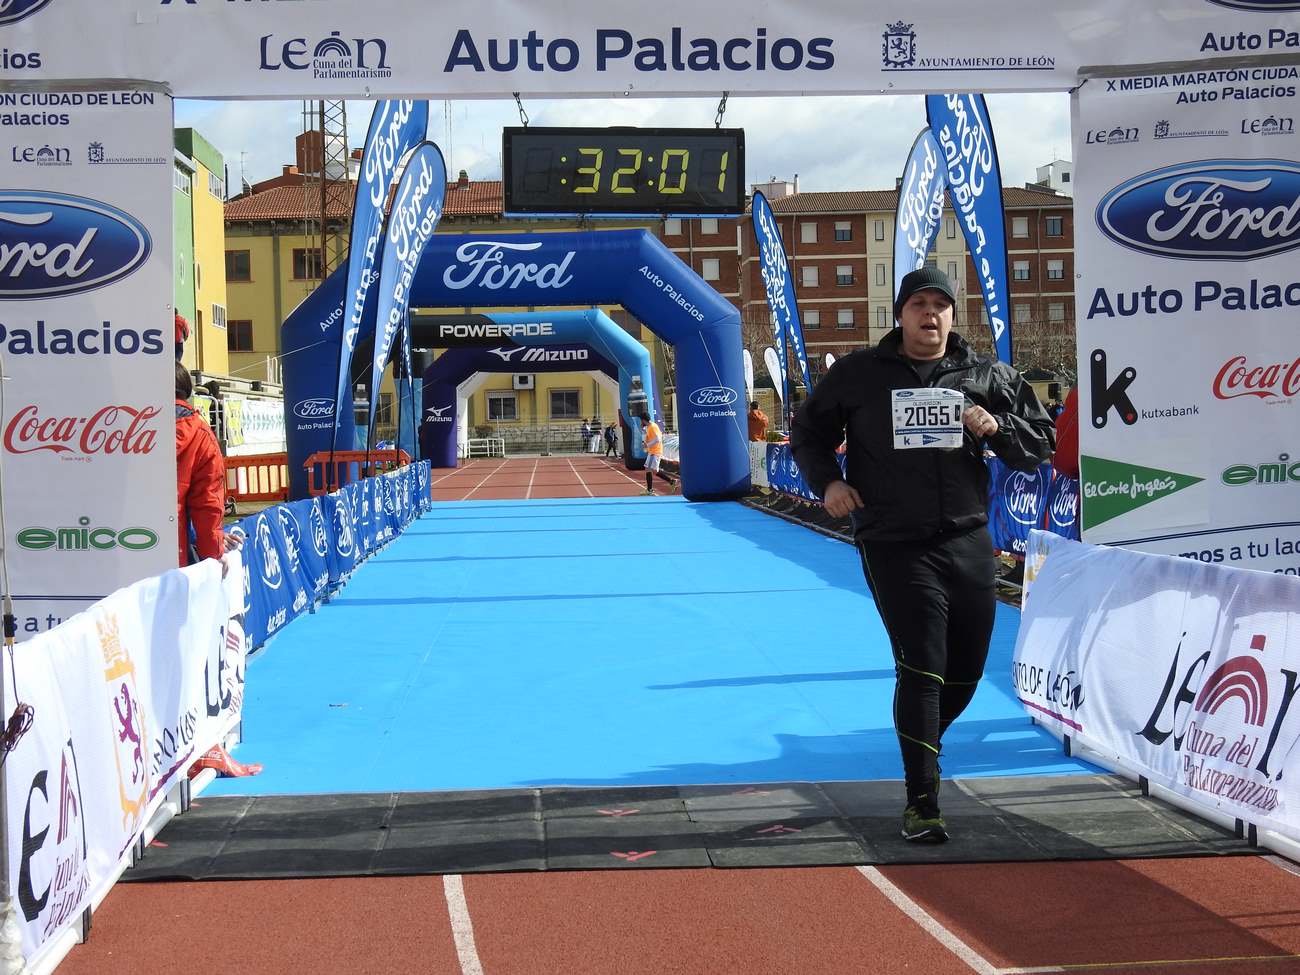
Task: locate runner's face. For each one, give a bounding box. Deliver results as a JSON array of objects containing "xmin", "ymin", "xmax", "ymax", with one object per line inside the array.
[{"xmin": 899, "ymin": 289, "xmax": 953, "ymax": 360}]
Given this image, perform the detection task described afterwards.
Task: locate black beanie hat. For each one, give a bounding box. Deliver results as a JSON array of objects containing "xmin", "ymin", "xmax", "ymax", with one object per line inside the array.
[{"xmin": 893, "ymin": 267, "xmax": 956, "ymax": 320}]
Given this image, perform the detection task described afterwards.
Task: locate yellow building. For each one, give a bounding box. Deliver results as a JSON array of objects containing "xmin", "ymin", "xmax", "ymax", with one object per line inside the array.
[
  {"xmin": 174, "ymin": 128, "xmax": 229, "ymax": 377},
  {"xmin": 224, "ymin": 157, "xmax": 662, "ymax": 441}
]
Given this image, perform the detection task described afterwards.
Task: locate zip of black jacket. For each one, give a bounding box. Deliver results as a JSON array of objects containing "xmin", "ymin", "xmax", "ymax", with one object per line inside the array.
[{"xmin": 789, "ymin": 329, "xmax": 1055, "ymax": 542}]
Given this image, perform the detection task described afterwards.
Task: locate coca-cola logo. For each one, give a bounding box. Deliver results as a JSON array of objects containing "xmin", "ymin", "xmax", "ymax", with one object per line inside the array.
[
  {"xmin": 4, "ymin": 404, "xmax": 159, "ymax": 458},
  {"xmin": 1213, "ymin": 354, "xmax": 1300, "ymax": 401}
]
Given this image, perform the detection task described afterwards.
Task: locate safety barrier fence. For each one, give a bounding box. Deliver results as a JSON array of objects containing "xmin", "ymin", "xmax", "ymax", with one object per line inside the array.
[
  {"xmin": 1017, "ymin": 530, "xmax": 1300, "ymax": 862},
  {"xmin": 224, "ymin": 451, "xmax": 290, "ymax": 504},
  {"xmin": 301, "ymin": 449, "xmax": 412, "ymax": 498},
  {"xmin": 2, "ymin": 461, "xmax": 435, "ymax": 972},
  {"xmin": 750, "ymin": 442, "xmax": 1080, "ymax": 554},
  {"xmin": 2, "ymin": 558, "xmax": 247, "ymax": 972}
]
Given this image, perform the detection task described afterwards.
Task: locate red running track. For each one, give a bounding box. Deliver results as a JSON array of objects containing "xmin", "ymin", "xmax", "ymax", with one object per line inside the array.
[{"xmin": 53, "ymin": 458, "xmax": 1300, "ymax": 974}]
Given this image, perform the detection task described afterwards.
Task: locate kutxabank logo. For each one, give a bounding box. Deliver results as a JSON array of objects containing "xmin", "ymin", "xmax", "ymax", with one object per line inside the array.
[
  {"xmin": 0, "ymin": 0, "xmax": 52, "ymax": 26},
  {"xmin": 0, "ymin": 191, "xmax": 151, "ymax": 299},
  {"xmin": 1097, "ymin": 160, "xmax": 1300, "ymax": 261},
  {"xmin": 1080, "ymin": 455, "xmax": 1204, "ymax": 530}
]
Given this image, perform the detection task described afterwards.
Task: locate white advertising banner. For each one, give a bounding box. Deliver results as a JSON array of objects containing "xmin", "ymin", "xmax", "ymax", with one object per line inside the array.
[
  {"xmin": 0, "ymin": 89, "xmax": 175, "ymax": 636},
  {"xmin": 1016, "ymin": 531, "xmax": 1300, "ymax": 843},
  {"xmin": 1073, "ymin": 67, "xmax": 1300, "ymax": 574},
  {"xmin": 5, "ymin": 2, "xmax": 1299, "ymax": 98},
  {"xmin": 3, "ymin": 559, "xmax": 244, "ymax": 964}
]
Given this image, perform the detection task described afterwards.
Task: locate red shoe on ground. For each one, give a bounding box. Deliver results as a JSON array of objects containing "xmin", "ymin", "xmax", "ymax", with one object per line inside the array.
[{"xmin": 189, "ymin": 745, "xmax": 263, "ymax": 778}]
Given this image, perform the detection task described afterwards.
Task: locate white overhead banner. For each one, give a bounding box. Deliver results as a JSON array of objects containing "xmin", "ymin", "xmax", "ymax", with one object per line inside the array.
[
  {"xmin": 0, "ymin": 89, "xmax": 175, "ymax": 637},
  {"xmin": 5, "ymin": 2, "xmax": 1300, "ymax": 98},
  {"xmin": 1073, "ymin": 65, "xmax": 1300, "ymax": 575},
  {"xmin": 1015, "ymin": 531, "xmax": 1300, "ymax": 845}
]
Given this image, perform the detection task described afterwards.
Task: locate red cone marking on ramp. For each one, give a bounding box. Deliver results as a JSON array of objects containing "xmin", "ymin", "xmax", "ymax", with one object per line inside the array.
[
  {"xmin": 732, "ymin": 787, "xmax": 771, "ymax": 797},
  {"xmin": 597, "ymin": 808, "xmax": 639, "ymax": 817},
  {"xmin": 755, "ymin": 824, "xmax": 801, "ymax": 835},
  {"xmin": 611, "ymin": 851, "xmax": 657, "ymax": 862},
  {"xmin": 149, "ymin": 840, "xmax": 168, "ymax": 848}
]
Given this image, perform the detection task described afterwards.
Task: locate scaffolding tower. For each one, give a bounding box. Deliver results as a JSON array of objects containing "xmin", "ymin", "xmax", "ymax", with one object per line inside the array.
[{"xmin": 300, "ymin": 100, "xmax": 351, "ymax": 291}]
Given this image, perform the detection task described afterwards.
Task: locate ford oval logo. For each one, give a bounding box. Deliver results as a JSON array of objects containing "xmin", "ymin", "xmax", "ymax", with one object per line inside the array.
[
  {"xmin": 0, "ymin": 191, "xmax": 151, "ymax": 298},
  {"xmin": 688, "ymin": 386, "xmax": 739, "ymax": 408},
  {"xmin": 0, "ymin": 0, "xmax": 53, "ymax": 26},
  {"xmin": 1006, "ymin": 471, "xmax": 1044, "ymax": 527},
  {"xmin": 294, "ymin": 397, "xmax": 335, "ymax": 419},
  {"xmin": 1097, "ymin": 159, "xmax": 1300, "ymax": 261}
]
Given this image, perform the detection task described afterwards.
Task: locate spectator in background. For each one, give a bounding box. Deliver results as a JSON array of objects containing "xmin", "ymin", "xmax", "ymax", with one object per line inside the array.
[
  {"xmin": 581, "ymin": 418, "xmax": 592, "ymax": 453},
  {"xmin": 174, "ymin": 312, "xmax": 190, "ymax": 361},
  {"xmin": 603, "ymin": 421, "xmax": 618, "ymax": 458},
  {"xmin": 747, "ymin": 401, "xmax": 769, "ymax": 441},
  {"xmin": 175, "ymin": 361, "xmax": 226, "ymax": 567},
  {"xmin": 1051, "ymin": 386, "xmax": 1079, "ymax": 479}
]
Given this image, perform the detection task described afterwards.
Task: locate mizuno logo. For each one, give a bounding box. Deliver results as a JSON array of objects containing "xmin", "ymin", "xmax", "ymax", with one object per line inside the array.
[{"xmin": 488, "ymin": 346, "xmax": 523, "ymax": 361}]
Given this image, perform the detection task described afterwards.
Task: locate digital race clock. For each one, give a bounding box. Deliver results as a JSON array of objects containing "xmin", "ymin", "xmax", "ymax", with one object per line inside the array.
[{"xmin": 503, "ymin": 126, "xmax": 745, "ymax": 216}]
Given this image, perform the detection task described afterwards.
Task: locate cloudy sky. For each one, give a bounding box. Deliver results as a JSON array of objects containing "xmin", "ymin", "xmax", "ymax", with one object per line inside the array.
[{"xmin": 175, "ymin": 92, "xmax": 1072, "ymax": 194}]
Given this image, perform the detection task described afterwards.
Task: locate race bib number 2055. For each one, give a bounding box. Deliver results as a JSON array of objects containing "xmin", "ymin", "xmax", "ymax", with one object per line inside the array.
[{"xmin": 892, "ymin": 387, "xmax": 964, "ymax": 449}]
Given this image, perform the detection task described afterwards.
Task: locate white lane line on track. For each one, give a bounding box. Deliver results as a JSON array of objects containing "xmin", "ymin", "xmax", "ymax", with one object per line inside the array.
[
  {"xmin": 566, "ymin": 456, "xmax": 594, "ymax": 497},
  {"xmin": 600, "ymin": 456, "xmax": 647, "ymax": 491},
  {"xmin": 462, "ymin": 459, "xmax": 508, "ymax": 501},
  {"xmin": 443, "ymin": 875, "xmax": 485, "ymax": 975},
  {"xmin": 856, "ymin": 866, "xmax": 1000, "ymax": 975},
  {"xmin": 526, "ymin": 457, "xmax": 538, "ymax": 499}
]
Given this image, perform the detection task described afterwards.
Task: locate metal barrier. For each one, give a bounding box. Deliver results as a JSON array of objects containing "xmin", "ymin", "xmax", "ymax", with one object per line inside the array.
[
  {"xmin": 225, "ymin": 452, "xmax": 289, "ymax": 503},
  {"xmin": 460, "ymin": 437, "xmax": 505, "ymax": 459},
  {"xmin": 302, "ymin": 449, "xmax": 412, "ymax": 496}
]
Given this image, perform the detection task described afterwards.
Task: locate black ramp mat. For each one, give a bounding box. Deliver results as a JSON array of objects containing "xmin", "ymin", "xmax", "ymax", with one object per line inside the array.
[{"xmin": 122, "ymin": 775, "xmax": 1253, "ymax": 881}]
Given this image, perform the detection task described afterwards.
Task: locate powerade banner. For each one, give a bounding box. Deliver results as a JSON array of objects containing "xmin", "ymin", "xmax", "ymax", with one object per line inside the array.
[
  {"xmin": 368, "ymin": 142, "xmax": 445, "ymax": 448},
  {"xmin": 334, "ymin": 100, "xmax": 428, "ymax": 454},
  {"xmin": 752, "ymin": 191, "xmax": 810, "ymax": 393},
  {"xmin": 1017, "ymin": 532, "xmax": 1300, "ymax": 847},
  {"xmin": 893, "ymin": 128, "xmax": 948, "ymax": 303},
  {"xmin": 20, "ymin": 4, "xmax": 1300, "ymax": 99},
  {"xmin": 0, "ymin": 89, "xmax": 175, "ymax": 640},
  {"xmin": 234, "ymin": 463, "xmax": 431, "ymax": 648},
  {"xmin": 1074, "ymin": 69, "xmax": 1300, "ymax": 573},
  {"xmin": 926, "ymin": 93, "xmax": 1012, "ymax": 362}
]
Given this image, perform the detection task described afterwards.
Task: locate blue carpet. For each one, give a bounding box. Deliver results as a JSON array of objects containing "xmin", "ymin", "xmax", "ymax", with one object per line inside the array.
[{"xmin": 210, "ymin": 497, "xmax": 1096, "ymax": 795}]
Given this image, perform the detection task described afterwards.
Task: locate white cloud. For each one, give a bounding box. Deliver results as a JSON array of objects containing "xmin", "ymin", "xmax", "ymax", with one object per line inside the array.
[{"xmin": 175, "ymin": 92, "xmax": 1070, "ymax": 194}]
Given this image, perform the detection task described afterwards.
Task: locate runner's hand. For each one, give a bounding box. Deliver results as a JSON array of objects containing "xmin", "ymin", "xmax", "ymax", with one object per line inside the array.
[
  {"xmin": 823, "ymin": 480, "xmax": 864, "ymax": 518},
  {"xmin": 963, "ymin": 405, "xmax": 999, "ymax": 438}
]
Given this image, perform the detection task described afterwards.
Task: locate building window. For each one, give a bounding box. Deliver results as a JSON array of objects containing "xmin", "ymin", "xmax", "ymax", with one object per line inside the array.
[
  {"xmin": 227, "ymin": 320, "xmax": 253, "ymax": 352},
  {"xmin": 947, "ymin": 261, "xmax": 959, "ymax": 284},
  {"xmin": 800, "ymin": 222, "xmax": 817, "ymax": 244},
  {"xmin": 877, "ymin": 307, "xmax": 888, "ymax": 327},
  {"xmin": 1047, "ymin": 259, "xmax": 1065, "ymax": 280},
  {"xmin": 874, "ymin": 264, "xmax": 886, "ymax": 287},
  {"xmin": 212, "ymin": 303, "xmax": 227, "ymax": 330},
  {"xmin": 873, "ymin": 220, "xmax": 885, "ymax": 241},
  {"xmin": 1013, "ymin": 260, "xmax": 1031, "ymax": 281},
  {"xmin": 487, "ymin": 392, "xmax": 517, "ymax": 421},
  {"xmin": 701, "ymin": 258, "xmax": 720, "ymax": 281},
  {"xmin": 699, "ymin": 217, "xmax": 719, "ymax": 235},
  {"xmin": 664, "ymin": 217, "xmax": 682, "ymax": 236},
  {"xmin": 803, "ymin": 309, "xmax": 820, "ymax": 329},
  {"xmin": 225, "ymin": 249, "xmax": 251, "ymax": 282},
  {"xmin": 1012, "ymin": 216, "xmax": 1030, "ymax": 238},
  {"xmin": 1014, "ymin": 303, "xmax": 1031, "ymax": 324},
  {"xmin": 945, "ymin": 217, "xmax": 957, "ymax": 239},
  {"xmin": 208, "ymin": 170, "xmax": 225, "ymax": 199},
  {"xmin": 1061, "ymin": 171, "xmax": 1071, "ymax": 183},
  {"xmin": 1045, "ymin": 216, "xmax": 1063, "ymax": 237},
  {"xmin": 1047, "ymin": 302, "xmax": 1066, "ymax": 322},
  {"xmin": 836, "ymin": 308, "xmax": 855, "ymax": 329},
  {"xmin": 801, "ymin": 265, "xmax": 819, "ymax": 288},
  {"xmin": 834, "ymin": 221, "xmax": 852, "ymax": 241},
  {"xmin": 173, "ymin": 166, "xmax": 191, "ymax": 195},
  {"xmin": 836, "ymin": 265, "xmax": 854, "ymax": 286},
  {"xmin": 375, "ymin": 393, "xmax": 394, "ymax": 427},
  {"xmin": 292, "ymin": 248, "xmax": 323, "ymax": 280},
  {"xmin": 550, "ymin": 388, "xmax": 581, "ymax": 420}
]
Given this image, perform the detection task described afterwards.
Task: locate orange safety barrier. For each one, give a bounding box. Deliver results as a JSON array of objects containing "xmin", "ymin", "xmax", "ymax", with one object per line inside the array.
[
  {"xmin": 225, "ymin": 452, "xmax": 289, "ymax": 503},
  {"xmin": 303, "ymin": 449, "xmax": 411, "ymax": 496}
]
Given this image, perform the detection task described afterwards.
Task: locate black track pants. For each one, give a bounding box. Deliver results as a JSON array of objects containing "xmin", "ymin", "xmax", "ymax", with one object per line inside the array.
[{"xmin": 857, "ymin": 525, "xmax": 997, "ymax": 804}]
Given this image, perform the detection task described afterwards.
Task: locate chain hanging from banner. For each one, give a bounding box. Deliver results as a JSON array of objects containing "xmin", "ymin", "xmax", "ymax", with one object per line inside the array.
[
  {"xmin": 513, "ymin": 92, "xmax": 529, "ymax": 128},
  {"xmin": 714, "ymin": 91, "xmax": 729, "ymax": 129}
]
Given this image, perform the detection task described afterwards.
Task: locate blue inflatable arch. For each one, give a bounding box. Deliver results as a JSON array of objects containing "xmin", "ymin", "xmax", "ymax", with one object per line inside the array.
[
  {"xmin": 419, "ymin": 309, "xmax": 657, "ymax": 468},
  {"xmin": 282, "ymin": 229, "xmax": 749, "ymax": 500},
  {"xmin": 410, "ymin": 231, "xmax": 748, "ymax": 500}
]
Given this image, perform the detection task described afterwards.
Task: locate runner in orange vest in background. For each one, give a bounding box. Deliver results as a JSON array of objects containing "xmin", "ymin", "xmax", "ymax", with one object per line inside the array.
[
  {"xmin": 747, "ymin": 402, "xmax": 769, "ymax": 441},
  {"xmin": 639, "ymin": 411, "xmax": 674, "ymax": 496}
]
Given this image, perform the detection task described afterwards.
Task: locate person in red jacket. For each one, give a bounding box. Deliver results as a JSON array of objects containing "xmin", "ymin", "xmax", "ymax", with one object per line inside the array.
[
  {"xmin": 1051, "ymin": 386, "xmax": 1079, "ymax": 479},
  {"xmin": 175, "ymin": 360, "xmax": 226, "ymax": 566},
  {"xmin": 174, "ymin": 312, "xmax": 190, "ymax": 361}
]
